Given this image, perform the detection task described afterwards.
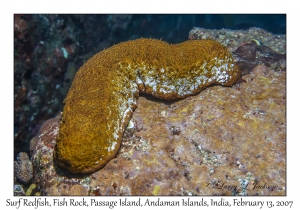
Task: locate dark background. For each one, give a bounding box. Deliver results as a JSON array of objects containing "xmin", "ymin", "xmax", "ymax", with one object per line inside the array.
[{"xmin": 117, "ymin": 14, "xmax": 286, "ymax": 43}]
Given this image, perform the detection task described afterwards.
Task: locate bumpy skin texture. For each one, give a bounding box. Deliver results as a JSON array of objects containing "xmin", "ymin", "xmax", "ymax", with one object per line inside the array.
[{"xmin": 55, "ymin": 38, "xmax": 241, "ymax": 173}]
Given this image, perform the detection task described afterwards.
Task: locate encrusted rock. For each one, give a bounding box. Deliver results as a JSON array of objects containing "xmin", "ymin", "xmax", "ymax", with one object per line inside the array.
[
  {"xmin": 14, "ymin": 152, "xmax": 33, "ymax": 184},
  {"xmin": 31, "ymin": 66, "xmax": 285, "ymax": 196},
  {"xmin": 189, "ymin": 27, "xmax": 286, "ymax": 75},
  {"xmin": 188, "ymin": 27, "xmax": 286, "ymax": 54}
]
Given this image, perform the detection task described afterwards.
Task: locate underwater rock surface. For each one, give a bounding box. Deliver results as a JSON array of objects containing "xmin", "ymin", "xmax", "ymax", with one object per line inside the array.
[
  {"xmin": 14, "ymin": 152, "xmax": 33, "ymax": 184},
  {"xmin": 189, "ymin": 27, "xmax": 286, "ymax": 76},
  {"xmin": 26, "ymin": 27, "xmax": 286, "ymax": 195},
  {"xmin": 30, "ymin": 65, "xmax": 285, "ymax": 195}
]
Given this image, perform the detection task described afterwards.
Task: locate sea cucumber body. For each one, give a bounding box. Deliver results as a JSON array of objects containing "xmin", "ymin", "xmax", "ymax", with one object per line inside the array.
[{"xmin": 55, "ymin": 38, "xmax": 241, "ymax": 173}]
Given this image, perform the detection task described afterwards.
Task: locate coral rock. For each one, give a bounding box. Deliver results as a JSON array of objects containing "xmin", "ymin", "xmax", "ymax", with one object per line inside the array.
[
  {"xmin": 14, "ymin": 152, "xmax": 33, "ymax": 184},
  {"xmin": 31, "ymin": 66, "xmax": 285, "ymax": 195},
  {"xmin": 188, "ymin": 27, "xmax": 286, "ymax": 75}
]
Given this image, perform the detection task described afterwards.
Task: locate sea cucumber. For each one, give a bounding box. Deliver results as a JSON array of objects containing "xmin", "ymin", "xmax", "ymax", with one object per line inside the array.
[{"xmin": 55, "ymin": 38, "xmax": 241, "ymax": 173}]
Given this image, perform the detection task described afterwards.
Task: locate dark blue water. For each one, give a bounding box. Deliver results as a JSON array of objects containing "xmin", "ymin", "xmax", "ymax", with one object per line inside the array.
[{"xmin": 118, "ymin": 14, "xmax": 286, "ymax": 43}]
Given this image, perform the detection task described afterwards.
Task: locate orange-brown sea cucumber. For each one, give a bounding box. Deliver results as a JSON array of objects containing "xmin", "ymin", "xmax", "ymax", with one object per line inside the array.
[{"xmin": 55, "ymin": 38, "xmax": 241, "ymax": 173}]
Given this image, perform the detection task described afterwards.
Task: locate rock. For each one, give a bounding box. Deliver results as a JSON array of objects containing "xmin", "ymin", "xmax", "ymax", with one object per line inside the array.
[
  {"xmin": 14, "ymin": 152, "xmax": 33, "ymax": 184},
  {"xmin": 188, "ymin": 27, "xmax": 286, "ymax": 54},
  {"xmin": 30, "ymin": 67, "xmax": 286, "ymax": 196},
  {"xmin": 189, "ymin": 27, "xmax": 286, "ymax": 75}
]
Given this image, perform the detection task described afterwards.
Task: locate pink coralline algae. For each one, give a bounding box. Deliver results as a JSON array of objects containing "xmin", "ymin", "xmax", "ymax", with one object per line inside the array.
[{"xmin": 14, "ymin": 152, "xmax": 33, "ymax": 184}]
